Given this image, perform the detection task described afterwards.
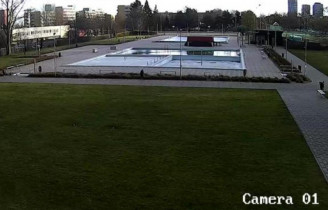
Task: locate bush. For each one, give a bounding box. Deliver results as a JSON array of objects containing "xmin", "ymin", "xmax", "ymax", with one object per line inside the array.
[
  {"xmin": 264, "ymin": 48, "xmax": 290, "ymax": 66},
  {"xmin": 286, "ymin": 73, "xmax": 311, "ymax": 83},
  {"xmin": 28, "ymin": 72, "xmax": 291, "ymax": 83},
  {"xmin": 116, "ymin": 32, "xmax": 131, "ymax": 37},
  {"xmin": 129, "ymin": 31, "xmax": 157, "ymax": 36}
]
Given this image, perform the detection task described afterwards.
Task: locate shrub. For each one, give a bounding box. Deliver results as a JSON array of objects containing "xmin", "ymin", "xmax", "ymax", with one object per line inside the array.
[
  {"xmin": 28, "ymin": 72, "xmax": 291, "ymax": 83},
  {"xmin": 286, "ymin": 73, "xmax": 311, "ymax": 83}
]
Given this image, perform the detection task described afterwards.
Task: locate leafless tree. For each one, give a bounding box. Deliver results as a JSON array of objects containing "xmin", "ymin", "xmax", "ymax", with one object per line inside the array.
[{"xmin": 1, "ymin": 0, "xmax": 25, "ymax": 55}]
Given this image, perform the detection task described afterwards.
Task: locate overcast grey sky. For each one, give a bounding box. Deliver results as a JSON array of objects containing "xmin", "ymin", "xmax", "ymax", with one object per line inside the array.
[{"xmin": 21, "ymin": 0, "xmax": 328, "ymax": 16}]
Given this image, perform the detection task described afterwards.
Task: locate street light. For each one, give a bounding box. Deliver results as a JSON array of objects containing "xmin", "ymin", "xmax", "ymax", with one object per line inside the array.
[
  {"xmin": 53, "ymin": 33, "xmax": 57, "ymax": 76},
  {"xmin": 304, "ymin": 38, "xmax": 308, "ymax": 76},
  {"xmin": 285, "ymin": 33, "xmax": 288, "ymax": 60},
  {"xmin": 179, "ymin": 28, "xmax": 182, "ymax": 79},
  {"xmin": 257, "ymin": 4, "xmax": 262, "ymax": 29},
  {"xmin": 273, "ymin": 22, "xmax": 279, "ymax": 49}
]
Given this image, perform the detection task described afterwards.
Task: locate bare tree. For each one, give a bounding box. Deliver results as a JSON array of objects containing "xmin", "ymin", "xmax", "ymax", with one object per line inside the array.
[{"xmin": 1, "ymin": 0, "xmax": 25, "ymax": 55}]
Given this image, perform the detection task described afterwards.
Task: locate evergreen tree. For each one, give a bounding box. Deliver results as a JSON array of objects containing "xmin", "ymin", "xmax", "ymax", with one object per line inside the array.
[
  {"xmin": 153, "ymin": 5, "xmax": 161, "ymax": 32},
  {"xmin": 143, "ymin": 0, "xmax": 153, "ymax": 31},
  {"xmin": 163, "ymin": 15, "xmax": 171, "ymax": 30},
  {"xmin": 127, "ymin": 0, "xmax": 143, "ymax": 31}
]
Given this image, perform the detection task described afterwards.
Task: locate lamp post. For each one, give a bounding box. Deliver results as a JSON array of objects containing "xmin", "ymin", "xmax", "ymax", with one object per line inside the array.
[
  {"xmin": 179, "ymin": 28, "xmax": 182, "ymax": 79},
  {"xmin": 256, "ymin": 4, "xmax": 262, "ymax": 29},
  {"xmin": 273, "ymin": 22, "xmax": 279, "ymax": 49},
  {"xmin": 304, "ymin": 38, "xmax": 308, "ymax": 76},
  {"xmin": 53, "ymin": 33, "xmax": 57, "ymax": 77},
  {"xmin": 68, "ymin": 29, "xmax": 71, "ymax": 48},
  {"xmin": 285, "ymin": 33, "xmax": 288, "ymax": 60}
]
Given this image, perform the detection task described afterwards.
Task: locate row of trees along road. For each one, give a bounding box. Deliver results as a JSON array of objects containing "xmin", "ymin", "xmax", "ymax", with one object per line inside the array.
[{"xmin": 2, "ymin": 0, "xmax": 328, "ymax": 56}]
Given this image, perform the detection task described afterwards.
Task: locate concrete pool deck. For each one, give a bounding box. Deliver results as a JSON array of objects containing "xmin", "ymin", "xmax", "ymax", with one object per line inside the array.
[{"xmin": 5, "ymin": 34, "xmax": 282, "ymax": 78}]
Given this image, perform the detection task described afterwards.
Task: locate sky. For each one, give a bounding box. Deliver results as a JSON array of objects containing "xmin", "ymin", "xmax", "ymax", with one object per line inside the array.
[{"xmin": 18, "ymin": 0, "xmax": 328, "ymax": 16}]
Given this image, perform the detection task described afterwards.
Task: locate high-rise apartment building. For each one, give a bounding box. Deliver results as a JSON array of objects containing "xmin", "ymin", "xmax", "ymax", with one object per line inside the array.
[
  {"xmin": 0, "ymin": 9, "xmax": 7, "ymax": 28},
  {"xmin": 63, "ymin": 5, "xmax": 76, "ymax": 23},
  {"xmin": 78, "ymin": 8, "xmax": 105, "ymax": 19},
  {"xmin": 313, "ymin": 2, "xmax": 324, "ymax": 18},
  {"xmin": 43, "ymin": 4, "xmax": 56, "ymax": 26},
  {"xmin": 116, "ymin": 5, "xmax": 130, "ymax": 20},
  {"xmin": 288, "ymin": 0, "xmax": 298, "ymax": 16},
  {"xmin": 55, "ymin": 7, "xmax": 64, "ymax": 25},
  {"xmin": 24, "ymin": 9, "xmax": 42, "ymax": 27},
  {"xmin": 301, "ymin": 4, "xmax": 311, "ymax": 17}
]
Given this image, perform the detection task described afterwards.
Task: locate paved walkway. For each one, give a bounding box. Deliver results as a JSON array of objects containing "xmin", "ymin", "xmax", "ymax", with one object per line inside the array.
[
  {"xmin": 0, "ymin": 44, "xmax": 327, "ymax": 183},
  {"xmin": 274, "ymin": 47, "xmax": 328, "ymax": 182}
]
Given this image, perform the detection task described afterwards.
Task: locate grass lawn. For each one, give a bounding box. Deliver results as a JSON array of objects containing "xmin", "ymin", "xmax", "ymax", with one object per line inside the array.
[
  {"xmin": 0, "ymin": 84, "xmax": 327, "ymax": 209},
  {"xmin": 290, "ymin": 49, "xmax": 328, "ymax": 76},
  {"xmin": 0, "ymin": 56, "xmax": 34, "ymax": 70},
  {"xmin": 0, "ymin": 35, "xmax": 152, "ymax": 70}
]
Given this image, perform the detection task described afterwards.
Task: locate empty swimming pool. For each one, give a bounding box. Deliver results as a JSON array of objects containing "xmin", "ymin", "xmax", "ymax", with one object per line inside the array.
[
  {"xmin": 112, "ymin": 48, "xmax": 239, "ymax": 57},
  {"xmin": 69, "ymin": 48, "xmax": 246, "ymax": 71}
]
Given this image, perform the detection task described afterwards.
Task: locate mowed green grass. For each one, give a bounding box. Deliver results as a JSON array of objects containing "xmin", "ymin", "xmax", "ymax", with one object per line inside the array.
[
  {"xmin": 0, "ymin": 56, "xmax": 33, "ymax": 70},
  {"xmin": 290, "ymin": 49, "xmax": 328, "ymax": 76},
  {"xmin": 0, "ymin": 84, "xmax": 327, "ymax": 209}
]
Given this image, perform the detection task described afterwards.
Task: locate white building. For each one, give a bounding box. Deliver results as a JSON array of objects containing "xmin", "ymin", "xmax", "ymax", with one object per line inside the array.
[
  {"xmin": 78, "ymin": 8, "xmax": 105, "ymax": 18},
  {"xmin": 43, "ymin": 4, "xmax": 56, "ymax": 26},
  {"xmin": 13, "ymin": 25, "xmax": 69, "ymax": 41},
  {"xmin": 63, "ymin": 5, "xmax": 76, "ymax": 23}
]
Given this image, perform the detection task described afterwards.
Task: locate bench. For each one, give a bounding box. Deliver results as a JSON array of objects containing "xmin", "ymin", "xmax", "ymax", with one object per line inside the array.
[
  {"xmin": 99, "ymin": 70, "xmax": 114, "ymax": 74},
  {"xmin": 317, "ymin": 90, "xmax": 326, "ymax": 98},
  {"xmin": 63, "ymin": 69, "xmax": 77, "ymax": 74},
  {"xmin": 160, "ymin": 70, "xmax": 176, "ymax": 76},
  {"xmin": 6, "ymin": 66, "xmax": 15, "ymax": 70}
]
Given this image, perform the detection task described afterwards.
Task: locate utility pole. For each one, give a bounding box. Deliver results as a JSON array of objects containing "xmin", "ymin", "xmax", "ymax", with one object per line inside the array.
[
  {"xmin": 179, "ymin": 28, "xmax": 182, "ymax": 79},
  {"xmin": 53, "ymin": 33, "xmax": 57, "ymax": 77},
  {"xmin": 305, "ymin": 38, "xmax": 308, "ymax": 76},
  {"xmin": 285, "ymin": 35, "xmax": 288, "ymax": 60}
]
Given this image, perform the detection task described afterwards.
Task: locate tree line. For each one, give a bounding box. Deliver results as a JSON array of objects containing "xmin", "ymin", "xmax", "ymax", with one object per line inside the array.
[{"xmin": 2, "ymin": 0, "xmax": 328, "ymax": 55}]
